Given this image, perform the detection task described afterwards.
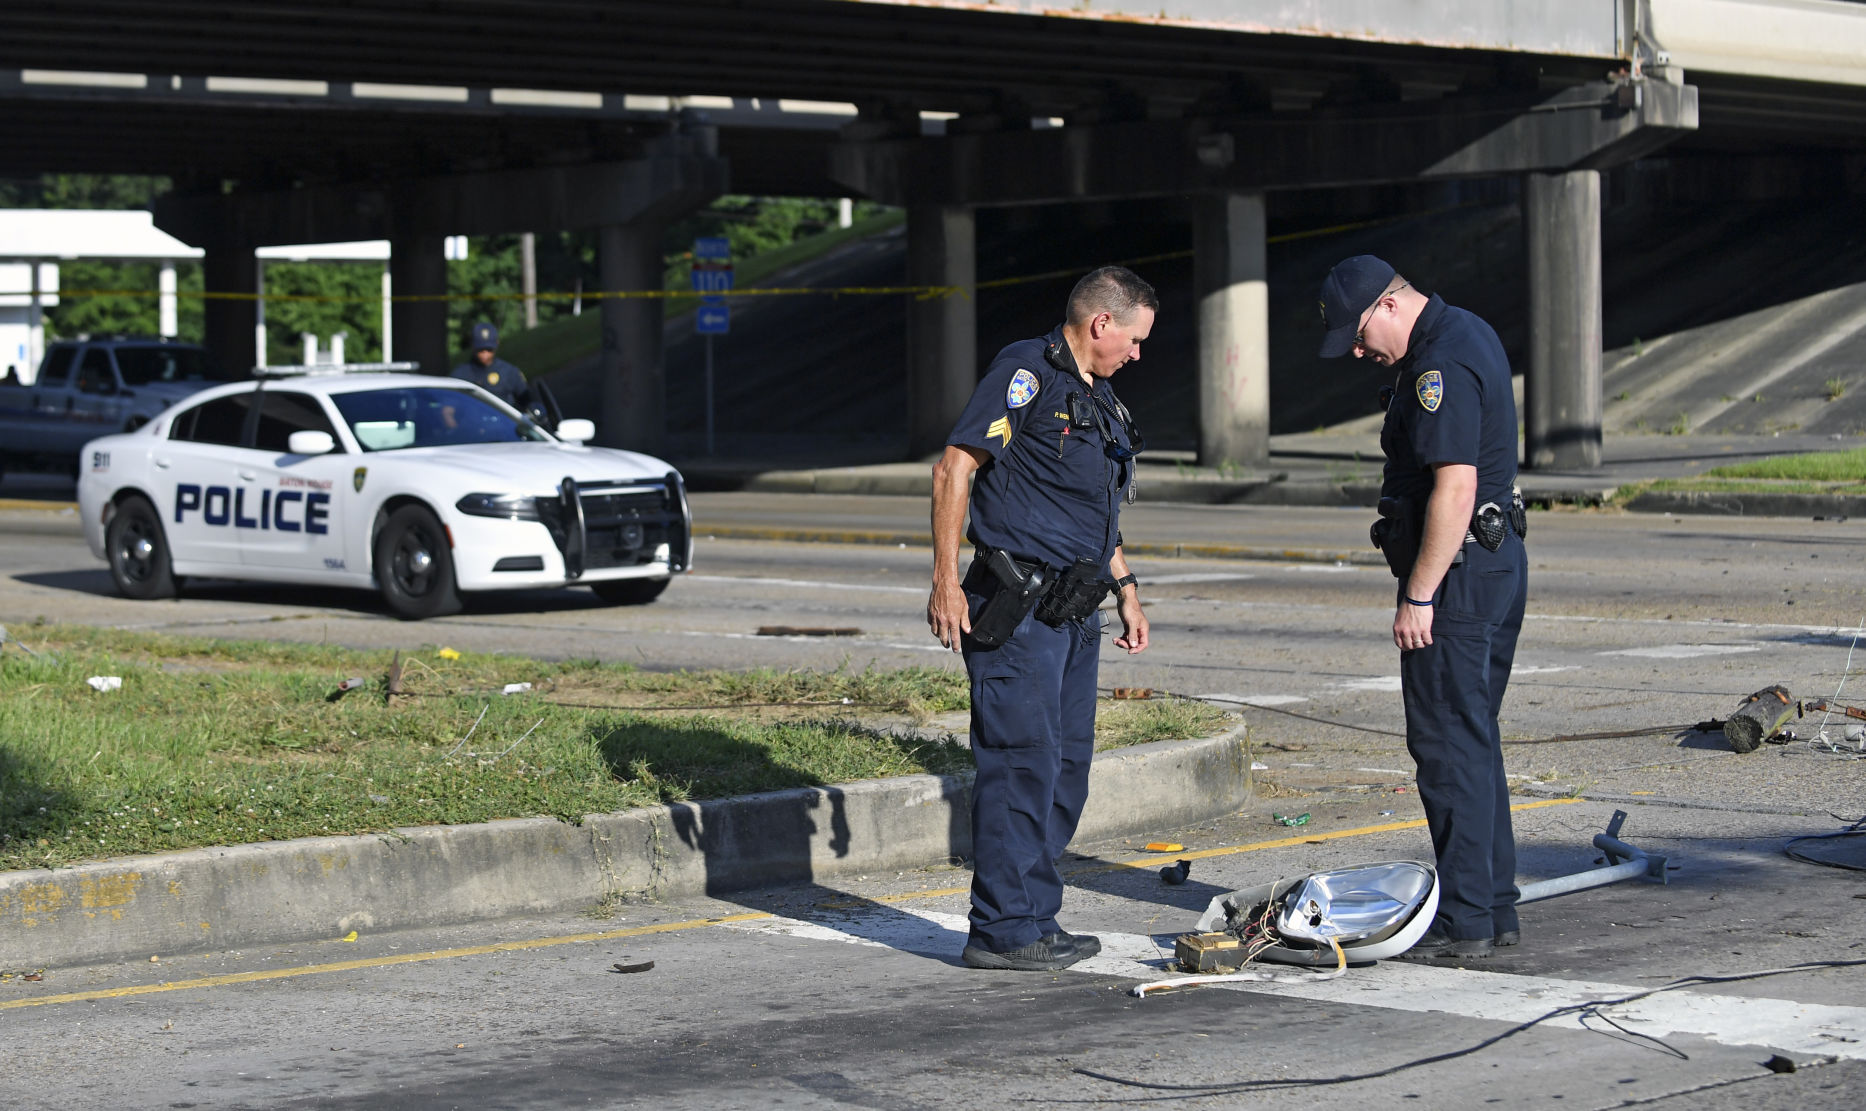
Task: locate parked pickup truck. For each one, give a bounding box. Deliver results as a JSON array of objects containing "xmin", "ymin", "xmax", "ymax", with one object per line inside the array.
[{"xmin": 0, "ymin": 337, "xmax": 239, "ymax": 478}]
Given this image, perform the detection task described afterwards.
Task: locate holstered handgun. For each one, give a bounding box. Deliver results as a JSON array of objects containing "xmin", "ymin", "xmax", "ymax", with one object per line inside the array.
[{"xmin": 965, "ymin": 549, "xmax": 1050, "ymax": 647}]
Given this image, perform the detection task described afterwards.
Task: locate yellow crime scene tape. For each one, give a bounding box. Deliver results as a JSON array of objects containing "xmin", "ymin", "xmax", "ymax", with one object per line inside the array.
[{"xmin": 0, "ymin": 212, "xmax": 1408, "ymax": 306}]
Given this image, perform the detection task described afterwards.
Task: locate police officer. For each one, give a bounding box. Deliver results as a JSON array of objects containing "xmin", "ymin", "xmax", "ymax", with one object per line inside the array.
[
  {"xmin": 928, "ymin": 265, "xmax": 1154, "ymax": 972},
  {"xmin": 1318, "ymin": 255, "xmax": 1528, "ymax": 960},
  {"xmin": 450, "ymin": 322, "xmax": 530, "ymax": 409}
]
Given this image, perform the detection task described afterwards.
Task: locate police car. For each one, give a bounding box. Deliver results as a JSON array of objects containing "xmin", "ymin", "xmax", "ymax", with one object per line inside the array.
[{"xmin": 77, "ymin": 366, "xmax": 692, "ymax": 619}]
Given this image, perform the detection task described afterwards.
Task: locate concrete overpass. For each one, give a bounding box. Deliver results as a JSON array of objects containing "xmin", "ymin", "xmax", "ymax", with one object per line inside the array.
[{"xmin": 2, "ymin": 1, "xmax": 1863, "ymax": 465}]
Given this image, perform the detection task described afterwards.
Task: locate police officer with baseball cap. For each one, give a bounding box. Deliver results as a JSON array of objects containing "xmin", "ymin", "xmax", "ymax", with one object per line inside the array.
[
  {"xmin": 1319, "ymin": 254, "xmax": 1528, "ymax": 961},
  {"xmin": 928, "ymin": 265, "xmax": 1155, "ymax": 972},
  {"xmin": 450, "ymin": 321, "xmax": 531, "ymax": 409}
]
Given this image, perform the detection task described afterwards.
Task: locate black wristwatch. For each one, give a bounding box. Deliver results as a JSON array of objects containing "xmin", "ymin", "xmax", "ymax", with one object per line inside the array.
[{"xmin": 1114, "ymin": 573, "xmax": 1138, "ymax": 594}]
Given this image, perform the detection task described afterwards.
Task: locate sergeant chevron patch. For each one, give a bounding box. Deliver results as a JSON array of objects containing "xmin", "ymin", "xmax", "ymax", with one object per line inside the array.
[{"xmin": 987, "ymin": 416, "xmax": 1012, "ymax": 447}]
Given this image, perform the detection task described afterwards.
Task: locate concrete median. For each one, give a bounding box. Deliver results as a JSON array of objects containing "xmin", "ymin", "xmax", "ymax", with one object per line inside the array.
[{"xmin": 0, "ymin": 723, "xmax": 1249, "ymax": 970}]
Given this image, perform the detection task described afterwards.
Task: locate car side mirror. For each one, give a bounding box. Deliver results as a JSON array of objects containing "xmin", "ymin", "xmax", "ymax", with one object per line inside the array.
[
  {"xmin": 287, "ymin": 430, "xmax": 336, "ymax": 455},
  {"xmin": 556, "ymin": 418, "xmax": 595, "ymax": 444}
]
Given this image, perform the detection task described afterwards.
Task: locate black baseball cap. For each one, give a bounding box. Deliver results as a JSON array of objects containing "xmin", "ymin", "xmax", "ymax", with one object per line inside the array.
[
  {"xmin": 1317, "ymin": 255, "xmax": 1397, "ymax": 358},
  {"xmin": 470, "ymin": 321, "xmax": 499, "ymax": 351}
]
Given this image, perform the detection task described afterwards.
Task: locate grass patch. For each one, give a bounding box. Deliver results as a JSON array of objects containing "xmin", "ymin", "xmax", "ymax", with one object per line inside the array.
[
  {"xmin": 0, "ymin": 626, "xmax": 1228, "ymax": 871},
  {"xmin": 1095, "ymin": 698, "xmax": 1234, "ymax": 750},
  {"xmin": 1604, "ymin": 447, "xmax": 1866, "ymax": 504},
  {"xmin": 500, "ymin": 209, "xmax": 905, "ymax": 377},
  {"xmin": 1704, "ymin": 446, "xmax": 1866, "ymax": 482}
]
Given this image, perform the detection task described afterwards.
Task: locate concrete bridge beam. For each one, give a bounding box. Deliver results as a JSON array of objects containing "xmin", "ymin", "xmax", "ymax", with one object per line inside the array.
[
  {"xmin": 201, "ymin": 244, "xmax": 257, "ymax": 375},
  {"xmin": 906, "ymin": 205, "xmax": 976, "ymax": 460},
  {"xmin": 1193, "ymin": 191, "xmax": 1270, "ymax": 467},
  {"xmin": 1524, "ymin": 169, "xmax": 1604, "ymax": 470},
  {"xmin": 598, "ymin": 220, "xmax": 669, "ymax": 456},
  {"xmin": 388, "ymin": 231, "xmax": 449, "ymax": 378}
]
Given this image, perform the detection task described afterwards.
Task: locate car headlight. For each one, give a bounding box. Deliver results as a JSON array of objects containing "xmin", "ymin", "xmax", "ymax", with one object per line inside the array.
[{"xmin": 455, "ymin": 493, "xmax": 542, "ymax": 521}]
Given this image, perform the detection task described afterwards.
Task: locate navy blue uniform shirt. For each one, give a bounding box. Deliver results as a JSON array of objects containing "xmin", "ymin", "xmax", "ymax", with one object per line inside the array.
[
  {"xmin": 1379, "ymin": 295, "xmax": 1518, "ymax": 508},
  {"xmin": 451, "ymin": 357, "xmax": 529, "ymax": 408},
  {"xmin": 947, "ymin": 325, "xmax": 1136, "ymax": 572}
]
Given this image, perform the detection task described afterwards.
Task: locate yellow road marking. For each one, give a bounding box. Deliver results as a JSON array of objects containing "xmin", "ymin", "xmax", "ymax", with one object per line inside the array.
[
  {"xmin": 0, "ymin": 912, "xmax": 774, "ymax": 1013},
  {"xmin": 1, "ymin": 799, "xmax": 1578, "ymax": 1011}
]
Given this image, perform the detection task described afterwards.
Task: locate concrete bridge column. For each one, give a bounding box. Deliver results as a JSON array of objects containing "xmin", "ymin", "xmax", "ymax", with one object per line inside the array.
[
  {"xmin": 389, "ymin": 232, "xmax": 449, "ymax": 376},
  {"xmin": 906, "ymin": 204, "xmax": 976, "ymax": 459},
  {"xmin": 1523, "ymin": 169, "xmax": 1603, "ymax": 470},
  {"xmin": 202, "ymin": 244, "xmax": 258, "ymax": 375},
  {"xmin": 1193, "ymin": 191, "xmax": 1270, "ymax": 466},
  {"xmin": 598, "ymin": 219, "xmax": 666, "ymax": 455}
]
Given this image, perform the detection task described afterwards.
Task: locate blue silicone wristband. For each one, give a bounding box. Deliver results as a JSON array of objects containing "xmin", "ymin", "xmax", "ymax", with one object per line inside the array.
[{"xmin": 1405, "ymin": 596, "xmax": 1434, "ymax": 607}]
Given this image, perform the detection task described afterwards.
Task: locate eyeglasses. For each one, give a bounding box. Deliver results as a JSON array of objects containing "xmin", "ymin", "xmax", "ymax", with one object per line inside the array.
[{"xmin": 1355, "ymin": 281, "xmax": 1412, "ymax": 350}]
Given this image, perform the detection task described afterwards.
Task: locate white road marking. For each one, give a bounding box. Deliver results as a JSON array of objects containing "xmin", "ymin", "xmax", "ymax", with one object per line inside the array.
[
  {"xmin": 1292, "ymin": 564, "xmax": 1363, "ymax": 573},
  {"xmin": 1334, "ymin": 676, "xmax": 1404, "ymax": 693},
  {"xmin": 1142, "ymin": 573, "xmax": 1256, "ymax": 585},
  {"xmin": 1510, "ymin": 665, "xmax": 1576, "ymax": 675},
  {"xmin": 686, "ymin": 574, "xmax": 923, "ymax": 595},
  {"xmin": 1205, "ymin": 692, "xmax": 1310, "ymax": 707},
  {"xmin": 678, "ymin": 629, "xmax": 950, "ymax": 653},
  {"xmin": 730, "ymin": 906, "xmax": 1866, "ymax": 1061},
  {"xmin": 1599, "ymin": 644, "xmax": 1762, "ymax": 659}
]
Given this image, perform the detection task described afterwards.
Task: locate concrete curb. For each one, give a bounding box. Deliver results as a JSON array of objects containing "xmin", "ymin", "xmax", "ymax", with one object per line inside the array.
[
  {"xmin": 1622, "ymin": 489, "xmax": 1866, "ymax": 517},
  {"xmin": 0, "ymin": 724, "xmax": 1250, "ymax": 970}
]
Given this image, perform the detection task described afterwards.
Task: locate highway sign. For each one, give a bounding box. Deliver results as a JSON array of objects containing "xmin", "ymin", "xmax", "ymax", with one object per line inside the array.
[{"xmin": 696, "ymin": 301, "xmax": 730, "ymax": 335}]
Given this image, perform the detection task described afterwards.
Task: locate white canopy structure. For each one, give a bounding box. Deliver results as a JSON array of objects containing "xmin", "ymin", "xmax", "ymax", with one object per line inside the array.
[{"xmin": 0, "ymin": 210, "xmax": 402, "ymax": 380}]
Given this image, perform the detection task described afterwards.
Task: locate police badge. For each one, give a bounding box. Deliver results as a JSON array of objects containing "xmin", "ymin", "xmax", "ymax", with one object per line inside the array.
[
  {"xmin": 1416, "ymin": 370, "xmax": 1444, "ymax": 412},
  {"xmin": 353, "ymin": 467, "xmax": 368, "ymax": 493},
  {"xmin": 1006, "ymin": 368, "xmax": 1039, "ymax": 409}
]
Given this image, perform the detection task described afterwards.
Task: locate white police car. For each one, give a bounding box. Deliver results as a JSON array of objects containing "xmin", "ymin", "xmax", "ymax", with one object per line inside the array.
[{"xmin": 77, "ymin": 366, "xmax": 691, "ymax": 619}]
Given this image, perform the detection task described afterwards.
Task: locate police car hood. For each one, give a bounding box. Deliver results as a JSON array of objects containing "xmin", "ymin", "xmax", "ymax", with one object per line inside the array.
[{"xmin": 378, "ymin": 441, "xmax": 675, "ymax": 491}]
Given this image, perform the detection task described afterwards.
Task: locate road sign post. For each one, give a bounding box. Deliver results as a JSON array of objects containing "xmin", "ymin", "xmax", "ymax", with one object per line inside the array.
[{"xmin": 691, "ymin": 238, "xmax": 733, "ymax": 455}]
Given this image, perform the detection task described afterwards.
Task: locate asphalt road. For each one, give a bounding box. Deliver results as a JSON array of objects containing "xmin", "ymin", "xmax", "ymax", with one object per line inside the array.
[{"xmin": 4, "ymin": 496, "xmax": 1866, "ymax": 1108}]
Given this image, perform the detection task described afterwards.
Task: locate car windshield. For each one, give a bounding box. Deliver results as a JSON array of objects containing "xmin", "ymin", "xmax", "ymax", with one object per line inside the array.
[
  {"xmin": 114, "ymin": 346, "xmax": 236, "ymax": 385},
  {"xmin": 329, "ymin": 386, "xmax": 551, "ymax": 452}
]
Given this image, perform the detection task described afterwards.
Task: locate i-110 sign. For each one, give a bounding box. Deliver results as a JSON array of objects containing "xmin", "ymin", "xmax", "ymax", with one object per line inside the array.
[{"xmin": 691, "ymin": 236, "xmax": 733, "ymax": 295}]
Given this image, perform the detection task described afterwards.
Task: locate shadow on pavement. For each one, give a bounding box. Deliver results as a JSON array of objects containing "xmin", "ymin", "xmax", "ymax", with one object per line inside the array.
[{"xmin": 596, "ymin": 716, "xmax": 976, "ymax": 966}]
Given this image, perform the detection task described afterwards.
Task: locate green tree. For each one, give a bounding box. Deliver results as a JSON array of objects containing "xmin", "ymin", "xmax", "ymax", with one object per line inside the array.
[
  {"xmin": 45, "ymin": 261, "xmax": 205, "ymax": 343},
  {"xmin": 260, "ymin": 262, "xmax": 386, "ymax": 365}
]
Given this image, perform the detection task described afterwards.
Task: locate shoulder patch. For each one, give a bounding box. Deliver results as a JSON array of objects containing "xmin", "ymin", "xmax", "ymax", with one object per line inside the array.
[
  {"xmin": 1006, "ymin": 368, "xmax": 1040, "ymax": 409},
  {"xmin": 1416, "ymin": 369, "xmax": 1443, "ymax": 413}
]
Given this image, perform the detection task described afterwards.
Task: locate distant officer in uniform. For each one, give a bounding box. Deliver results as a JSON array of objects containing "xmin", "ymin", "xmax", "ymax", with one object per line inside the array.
[
  {"xmin": 1318, "ymin": 254, "xmax": 1528, "ymax": 960},
  {"xmin": 928, "ymin": 265, "xmax": 1155, "ymax": 972},
  {"xmin": 451, "ymin": 322, "xmax": 530, "ymax": 409}
]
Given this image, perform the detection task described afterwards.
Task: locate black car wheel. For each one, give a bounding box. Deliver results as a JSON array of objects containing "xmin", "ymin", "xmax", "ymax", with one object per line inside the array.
[
  {"xmin": 589, "ymin": 577, "xmax": 669, "ymax": 606},
  {"xmin": 106, "ymin": 494, "xmax": 182, "ymax": 600},
  {"xmin": 375, "ymin": 505, "xmax": 461, "ymax": 619}
]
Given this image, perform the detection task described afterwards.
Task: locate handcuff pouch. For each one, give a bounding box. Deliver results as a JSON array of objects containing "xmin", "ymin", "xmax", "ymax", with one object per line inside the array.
[{"xmin": 1034, "ymin": 556, "xmax": 1111, "ymax": 627}]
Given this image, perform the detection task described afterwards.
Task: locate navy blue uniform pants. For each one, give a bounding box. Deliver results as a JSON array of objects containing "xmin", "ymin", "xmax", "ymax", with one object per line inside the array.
[
  {"xmin": 961, "ymin": 595, "xmax": 1101, "ymax": 953},
  {"xmin": 1400, "ymin": 534, "xmax": 1528, "ymax": 941}
]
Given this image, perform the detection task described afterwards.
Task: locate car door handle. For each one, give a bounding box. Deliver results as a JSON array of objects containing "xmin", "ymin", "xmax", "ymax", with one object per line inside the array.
[
  {"xmin": 239, "ymin": 470, "xmax": 258, "ymax": 481},
  {"xmin": 154, "ymin": 457, "xmax": 171, "ymax": 469}
]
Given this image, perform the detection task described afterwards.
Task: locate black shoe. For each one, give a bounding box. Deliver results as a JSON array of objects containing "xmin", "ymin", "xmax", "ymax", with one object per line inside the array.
[
  {"xmin": 1396, "ymin": 931, "xmax": 1494, "ymax": 961},
  {"xmin": 1043, "ymin": 931, "xmax": 1100, "ymax": 960},
  {"xmin": 1494, "ymin": 929, "xmax": 1520, "ymax": 948},
  {"xmin": 962, "ymin": 934, "xmax": 1082, "ymax": 971}
]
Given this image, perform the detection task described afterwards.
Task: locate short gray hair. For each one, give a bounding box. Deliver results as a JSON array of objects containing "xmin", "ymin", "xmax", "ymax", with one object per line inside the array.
[{"xmin": 1066, "ymin": 266, "xmax": 1158, "ymax": 327}]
